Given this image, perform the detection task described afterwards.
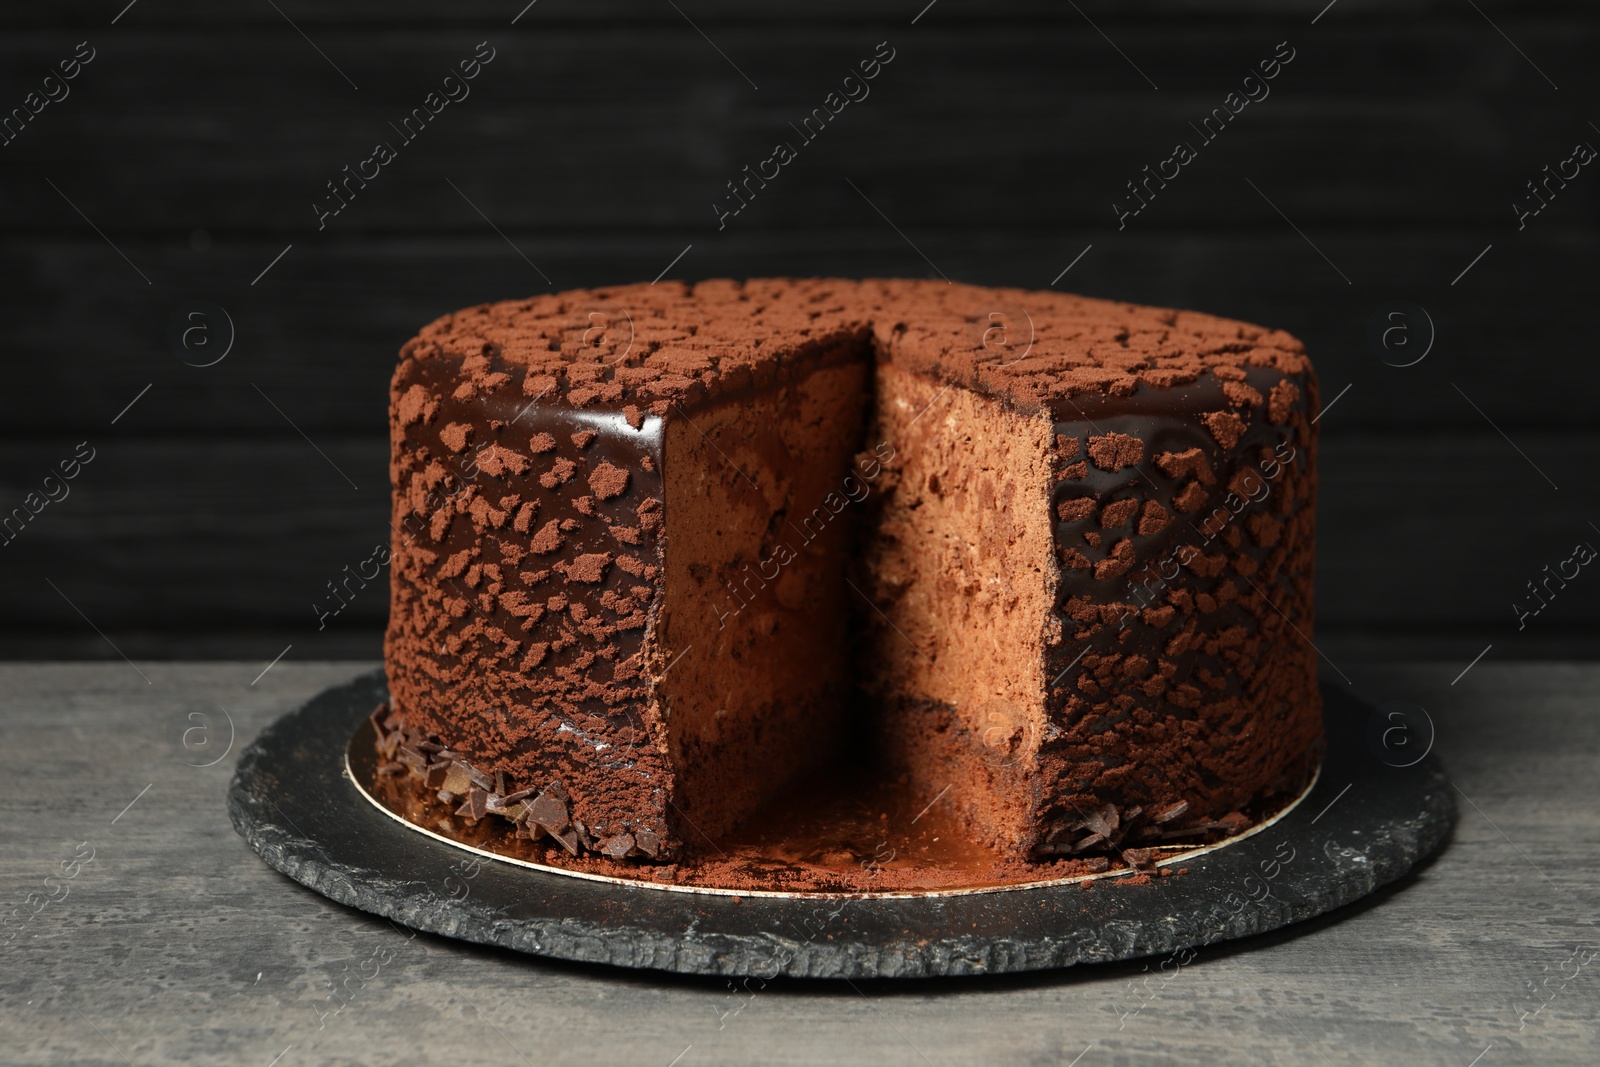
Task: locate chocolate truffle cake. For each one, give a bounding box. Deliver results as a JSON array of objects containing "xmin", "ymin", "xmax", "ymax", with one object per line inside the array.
[{"xmin": 382, "ymin": 278, "xmax": 1322, "ymax": 870}]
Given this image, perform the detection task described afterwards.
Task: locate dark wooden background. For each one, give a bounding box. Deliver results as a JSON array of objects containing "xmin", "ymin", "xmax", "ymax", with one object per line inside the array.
[{"xmin": 1, "ymin": 0, "xmax": 1596, "ymax": 664}]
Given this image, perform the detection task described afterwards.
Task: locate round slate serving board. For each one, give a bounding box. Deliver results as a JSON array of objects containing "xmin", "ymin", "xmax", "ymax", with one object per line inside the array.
[{"xmin": 228, "ymin": 670, "xmax": 1454, "ymax": 979}]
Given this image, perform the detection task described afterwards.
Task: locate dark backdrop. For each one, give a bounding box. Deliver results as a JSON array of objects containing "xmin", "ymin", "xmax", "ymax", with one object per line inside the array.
[{"xmin": 2, "ymin": 0, "xmax": 1596, "ymax": 667}]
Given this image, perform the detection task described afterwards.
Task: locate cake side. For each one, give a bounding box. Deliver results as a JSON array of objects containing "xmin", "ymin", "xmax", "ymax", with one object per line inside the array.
[
  {"xmin": 1035, "ymin": 365, "xmax": 1322, "ymax": 857},
  {"xmin": 384, "ymin": 343, "xmax": 679, "ymax": 857},
  {"xmin": 863, "ymin": 281, "xmax": 1321, "ymax": 857}
]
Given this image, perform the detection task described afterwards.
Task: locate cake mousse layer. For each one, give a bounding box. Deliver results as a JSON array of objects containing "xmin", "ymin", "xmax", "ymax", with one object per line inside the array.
[{"xmin": 384, "ymin": 278, "xmax": 1322, "ymax": 863}]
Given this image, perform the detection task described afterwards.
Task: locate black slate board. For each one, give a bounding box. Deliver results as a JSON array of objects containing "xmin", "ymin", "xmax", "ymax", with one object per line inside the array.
[{"xmin": 228, "ymin": 669, "xmax": 1454, "ymax": 979}]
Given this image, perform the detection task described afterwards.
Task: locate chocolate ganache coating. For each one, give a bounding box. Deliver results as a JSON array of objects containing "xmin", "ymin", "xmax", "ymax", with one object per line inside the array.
[{"xmin": 385, "ymin": 278, "xmax": 1321, "ymax": 862}]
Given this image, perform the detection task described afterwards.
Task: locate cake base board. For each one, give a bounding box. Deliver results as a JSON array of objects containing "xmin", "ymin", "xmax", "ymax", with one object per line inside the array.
[{"xmin": 228, "ymin": 669, "xmax": 1455, "ymax": 979}]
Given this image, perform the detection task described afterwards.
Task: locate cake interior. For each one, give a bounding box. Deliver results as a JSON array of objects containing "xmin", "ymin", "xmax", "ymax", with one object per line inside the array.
[
  {"xmin": 659, "ymin": 341, "xmax": 871, "ymax": 840},
  {"xmin": 654, "ymin": 337, "xmax": 1059, "ymax": 854},
  {"xmin": 861, "ymin": 362, "xmax": 1058, "ymax": 854}
]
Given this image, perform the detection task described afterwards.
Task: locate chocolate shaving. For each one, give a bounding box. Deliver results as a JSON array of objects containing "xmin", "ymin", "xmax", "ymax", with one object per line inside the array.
[
  {"xmin": 1218, "ymin": 811, "xmax": 1251, "ymax": 834},
  {"xmin": 1040, "ymin": 801, "xmax": 1133, "ymax": 856},
  {"xmin": 456, "ymin": 787, "xmax": 491, "ymax": 821},
  {"xmin": 1148, "ymin": 824, "xmax": 1212, "ymax": 841},
  {"xmin": 525, "ymin": 791, "xmax": 570, "ymax": 833},
  {"xmin": 1122, "ymin": 847, "xmax": 1156, "ymax": 871},
  {"xmin": 1154, "ymin": 800, "xmax": 1190, "ymax": 824},
  {"xmin": 440, "ymin": 764, "xmax": 471, "ymax": 796},
  {"xmin": 1083, "ymin": 804, "xmax": 1117, "ymax": 838},
  {"xmin": 370, "ymin": 704, "xmax": 668, "ymax": 863},
  {"xmin": 486, "ymin": 788, "xmax": 534, "ymax": 816},
  {"xmin": 494, "ymin": 799, "xmax": 529, "ymax": 822},
  {"xmin": 600, "ymin": 832, "xmax": 636, "ymax": 858},
  {"xmin": 462, "ymin": 763, "xmax": 494, "ymax": 792}
]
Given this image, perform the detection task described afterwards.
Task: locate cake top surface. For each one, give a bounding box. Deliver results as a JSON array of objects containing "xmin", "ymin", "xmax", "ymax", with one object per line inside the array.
[{"xmin": 403, "ymin": 278, "xmax": 1310, "ymax": 417}]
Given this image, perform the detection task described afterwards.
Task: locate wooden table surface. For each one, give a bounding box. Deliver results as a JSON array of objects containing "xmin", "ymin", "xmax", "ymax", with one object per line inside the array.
[{"xmin": 1, "ymin": 661, "xmax": 1596, "ymax": 1066}]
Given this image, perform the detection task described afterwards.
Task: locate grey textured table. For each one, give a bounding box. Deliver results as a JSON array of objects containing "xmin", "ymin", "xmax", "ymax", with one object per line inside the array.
[{"xmin": 2, "ymin": 662, "xmax": 1596, "ymax": 1066}]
